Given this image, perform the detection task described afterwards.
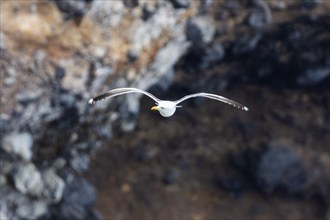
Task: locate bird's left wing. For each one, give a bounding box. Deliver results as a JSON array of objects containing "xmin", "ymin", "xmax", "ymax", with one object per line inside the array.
[
  {"xmin": 88, "ymin": 88, "xmax": 160, "ymax": 104},
  {"xmin": 174, "ymin": 93, "xmax": 249, "ymax": 111}
]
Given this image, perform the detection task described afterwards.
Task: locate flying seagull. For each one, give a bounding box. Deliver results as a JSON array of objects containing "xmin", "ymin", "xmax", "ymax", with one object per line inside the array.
[{"xmin": 89, "ymin": 88, "xmax": 248, "ymax": 117}]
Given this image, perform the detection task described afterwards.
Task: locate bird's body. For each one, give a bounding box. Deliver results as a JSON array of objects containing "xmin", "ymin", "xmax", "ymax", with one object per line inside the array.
[
  {"xmin": 89, "ymin": 88, "xmax": 248, "ymax": 117},
  {"xmin": 152, "ymin": 101, "xmax": 177, "ymax": 117}
]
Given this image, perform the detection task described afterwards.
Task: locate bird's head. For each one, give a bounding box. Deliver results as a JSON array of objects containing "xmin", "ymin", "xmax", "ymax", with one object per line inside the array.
[{"xmin": 151, "ymin": 101, "xmax": 177, "ymax": 117}]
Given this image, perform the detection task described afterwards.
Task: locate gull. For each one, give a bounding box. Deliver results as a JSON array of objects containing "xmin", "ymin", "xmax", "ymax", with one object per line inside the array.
[{"xmin": 89, "ymin": 88, "xmax": 248, "ymax": 117}]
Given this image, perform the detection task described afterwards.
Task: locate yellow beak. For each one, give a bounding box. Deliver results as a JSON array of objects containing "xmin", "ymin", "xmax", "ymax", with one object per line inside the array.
[{"xmin": 151, "ymin": 106, "xmax": 159, "ymax": 111}]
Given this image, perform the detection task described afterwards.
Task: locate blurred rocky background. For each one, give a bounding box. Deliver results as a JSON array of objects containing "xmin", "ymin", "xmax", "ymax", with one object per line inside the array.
[{"xmin": 0, "ymin": 0, "xmax": 329, "ymax": 219}]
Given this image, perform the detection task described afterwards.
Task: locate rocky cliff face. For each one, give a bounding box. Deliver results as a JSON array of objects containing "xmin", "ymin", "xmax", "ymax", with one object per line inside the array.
[{"xmin": 1, "ymin": 1, "xmax": 329, "ymax": 219}]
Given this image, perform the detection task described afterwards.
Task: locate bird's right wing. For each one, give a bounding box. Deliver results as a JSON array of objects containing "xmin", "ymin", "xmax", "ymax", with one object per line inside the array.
[
  {"xmin": 88, "ymin": 88, "xmax": 160, "ymax": 104},
  {"xmin": 174, "ymin": 92, "xmax": 248, "ymax": 111}
]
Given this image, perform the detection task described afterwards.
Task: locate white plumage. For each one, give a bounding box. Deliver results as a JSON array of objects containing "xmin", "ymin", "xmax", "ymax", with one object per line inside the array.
[{"xmin": 89, "ymin": 88, "xmax": 248, "ymax": 117}]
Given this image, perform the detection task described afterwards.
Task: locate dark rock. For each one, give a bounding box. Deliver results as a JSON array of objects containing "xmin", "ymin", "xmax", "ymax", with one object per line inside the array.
[
  {"xmin": 57, "ymin": 92, "xmax": 76, "ymax": 108},
  {"xmin": 127, "ymin": 48, "xmax": 139, "ymax": 62},
  {"xmin": 85, "ymin": 209, "xmax": 104, "ymax": 220},
  {"xmin": 2, "ymin": 132, "xmax": 33, "ymax": 161},
  {"xmin": 123, "ymin": 0, "xmax": 139, "ymax": 8},
  {"xmin": 0, "ymin": 159, "xmax": 15, "ymax": 176},
  {"xmin": 142, "ymin": 3, "xmax": 156, "ymax": 21},
  {"xmin": 296, "ymin": 66, "xmax": 330, "ymax": 86},
  {"xmin": 16, "ymin": 90, "xmax": 80, "ymax": 139},
  {"xmin": 223, "ymin": 0, "xmax": 241, "ymax": 10},
  {"xmin": 54, "ymin": 0, "xmax": 87, "ymax": 19},
  {"xmin": 186, "ymin": 16, "xmax": 215, "ymax": 49},
  {"xmin": 162, "ymin": 168, "xmax": 180, "ymax": 185},
  {"xmin": 255, "ymin": 143, "xmax": 308, "ymax": 194},
  {"xmin": 136, "ymin": 145, "xmax": 159, "ymax": 162},
  {"xmin": 271, "ymin": 111, "xmax": 296, "ymax": 126},
  {"xmin": 232, "ymin": 33, "xmax": 262, "ymax": 55},
  {"xmin": 50, "ymin": 92, "xmax": 80, "ymax": 131},
  {"xmin": 301, "ymin": 0, "xmax": 323, "ymax": 8},
  {"xmin": 169, "ymin": 0, "xmax": 191, "ymax": 9},
  {"xmin": 230, "ymin": 147, "xmax": 263, "ymax": 180},
  {"xmin": 231, "ymin": 143, "xmax": 310, "ymax": 195},
  {"xmin": 0, "ymin": 114, "xmax": 9, "ymax": 135},
  {"xmin": 324, "ymin": 113, "xmax": 330, "ymax": 130},
  {"xmin": 200, "ymin": 43, "xmax": 225, "ymax": 69},
  {"xmin": 215, "ymin": 175, "xmax": 245, "ymax": 198},
  {"xmin": 278, "ymin": 162, "xmax": 308, "ymax": 193},
  {"xmin": 257, "ymin": 65, "xmax": 272, "ymax": 78},
  {"xmin": 58, "ymin": 176, "xmax": 97, "ymax": 220},
  {"xmin": 55, "ymin": 65, "xmax": 66, "ymax": 81},
  {"xmin": 198, "ymin": 0, "xmax": 213, "ymax": 14},
  {"xmin": 216, "ymin": 8, "xmax": 231, "ymax": 21}
]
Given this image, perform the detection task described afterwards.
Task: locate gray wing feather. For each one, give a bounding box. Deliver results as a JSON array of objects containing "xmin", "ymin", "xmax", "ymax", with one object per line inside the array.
[
  {"xmin": 88, "ymin": 88, "xmax": 160, "ymax": 104},
  {"xmin": 175, "ymin": 93, "xmax": 249, "ymax": 111}
]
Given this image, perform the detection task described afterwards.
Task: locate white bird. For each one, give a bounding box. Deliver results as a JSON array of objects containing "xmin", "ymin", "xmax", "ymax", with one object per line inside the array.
[{"xmin": 88, "ymin": 88, "xmax": 248, "ymax": 117}]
